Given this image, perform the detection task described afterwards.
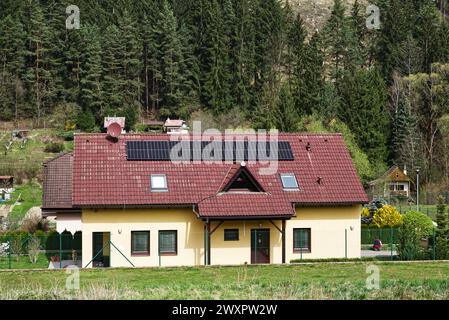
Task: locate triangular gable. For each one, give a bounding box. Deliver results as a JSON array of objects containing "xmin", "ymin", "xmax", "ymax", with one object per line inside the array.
[
  {"xmin": 384, "ymin": 166, "xmax": 411, "ymax": 182},
  {"xmin": 222, "ymin": 166, "xmax": 265, "ymax": 193}
]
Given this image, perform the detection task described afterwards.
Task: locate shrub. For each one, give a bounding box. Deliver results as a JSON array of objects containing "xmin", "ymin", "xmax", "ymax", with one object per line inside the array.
[
  {"xmin": 397, "ymin": 211, "xmax": 434, "ymax": 260},
  {"xmin": 27, "ymin": 236, "xmax": 41, "ymax": 264},
  {"xmin": 44, "ymin": 142, "xmax": 64, "ymax": 153},
  {"xmin": 22, "ymin": 215, "xmax": 49, "ymax": 234},
  {"xmin": 435, "ymin": 196, "xmax": 449, "ymax": 259},
  {"xmin": 56, "ymin": 130, "xmax": 74, "ymax": 141},
  {"xmin": 372, "ymin": 205, "xmax": 403, "ymax": 228}
]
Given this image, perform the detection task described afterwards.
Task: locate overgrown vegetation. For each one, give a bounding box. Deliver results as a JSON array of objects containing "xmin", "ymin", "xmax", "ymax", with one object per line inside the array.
[{"xmin": 2, "ymin": 262, "xmax": 449, "ymax": 299}]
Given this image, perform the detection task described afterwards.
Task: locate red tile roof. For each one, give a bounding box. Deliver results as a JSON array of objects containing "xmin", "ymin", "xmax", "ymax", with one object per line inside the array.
[
  {"xmin": 67, "ymin": 133, "xmax": 367, "ymax": 218},
  {"xmin": 42, "ymin": 153, "xmax": 74, "ymax": 209}
]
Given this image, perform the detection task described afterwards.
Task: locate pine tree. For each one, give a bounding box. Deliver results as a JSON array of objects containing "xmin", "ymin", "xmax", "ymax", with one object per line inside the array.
[
  {"xmin": 273, "ymin": 84, "xmax": 299, "ymax": 132},
  {"xmin": 287, "ymin": 13, "xmax": 308, "ymax": 116},
  {"xmin": 152, "ymin": 0, "xmax": 187, "ymax": 116},
  {"xmin": 302, "ymin": 32, "xmax": 325, "ymax": 116},
  {"xmin": 23, "ymin": 2, "xmax": 54, "ymax": 125},
  {"xmin": 338, "ymin": 67, "xmax": 389, "ymax": 164},
  {"xmin": 79, "ymin": 25, "xmax": 103, "ymax": 122},
  {"xmin": 117, "ymin": 10, "xmax": 142, "ymax": 108},
  {"xmin": 200, "ymin": 0, "xmax": 232, "ymax": 114},
  {"xmin": 102, "ymin": 24, "xmax": 122, "ymax": 113},
  {"xmin": 0, "ymin": 15, "xmax": 26, "ymax": 123},
  {"xmin": 322, "ymin": 0, "xmax": 350, "ymax": 81},
  {"xmin": 435, "ymin": 195, "xmax": 449, "ymax": 260}
]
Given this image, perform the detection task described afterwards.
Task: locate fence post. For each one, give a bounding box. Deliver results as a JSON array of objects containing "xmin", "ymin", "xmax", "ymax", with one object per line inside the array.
[
  {"xmin": 8, "ymin": 237, "xmax": 11, "ymax": 269},
  {"xmin": 59, "ymin": 232, "xmax": 62, "ymax": 269},
  {"xmin": 345, "ymin": 229, "xmax": 348, "ymax": 259},
  {"xmin": 390, "ymin": 227, "xmax": 393, "ymax": 260},
  {"xmin": 433, "ymin": 229, "xmax": 436, "ymax": 261}
]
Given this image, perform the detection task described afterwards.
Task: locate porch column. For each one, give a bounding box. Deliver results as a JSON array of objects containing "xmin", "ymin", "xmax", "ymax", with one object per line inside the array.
[
  {"xmin": 204, "ymin": 220, "xmax": 211, "ymax": 265},
  {"xmin": 282, "ymin": 220, "xmax": 286, "ymax": 264},
  {"xmin": 207, "ymin": 221, "xmax": 211, "ymax": 265}
]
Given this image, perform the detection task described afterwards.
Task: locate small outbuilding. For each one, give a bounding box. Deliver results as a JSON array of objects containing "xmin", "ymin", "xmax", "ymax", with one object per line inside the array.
[
  {"xmin": 368, "ymin": 165, "xmax": 412, "ymax": 199},
  {"xmin": 0, "ymin": 176, "xmax": 14, "ymax": 201}
]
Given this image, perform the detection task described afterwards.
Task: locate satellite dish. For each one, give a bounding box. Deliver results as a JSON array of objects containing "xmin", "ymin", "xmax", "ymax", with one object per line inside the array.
[{"xmin": 107, "ymin": 122, "xmax": 122, "ymax": 138}]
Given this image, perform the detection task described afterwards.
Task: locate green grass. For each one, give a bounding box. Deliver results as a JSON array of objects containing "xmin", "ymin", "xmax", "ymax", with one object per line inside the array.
[
  {"xmin": 4, "ymin": 182, "xmax": 42, "ymax": 222},
  {"xmin": 0, "ymin": 253, "xmax": 49, "ymax": 270},
  {"xmin": 0, "ymin": 129, "xmax": 69, "ymax": 181},
  {"xmin": 1, "ymin": 261, "xmax": 449, "ymax": 299}
]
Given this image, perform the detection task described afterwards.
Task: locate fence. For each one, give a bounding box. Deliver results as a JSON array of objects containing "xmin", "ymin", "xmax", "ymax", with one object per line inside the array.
[
  {"xmin": 0, "ymin": 231, "xmax": 81, "ymax": 269},
  {"xmin": 361, "ymin": 227, "xmax": 399, "ymax": 245}
]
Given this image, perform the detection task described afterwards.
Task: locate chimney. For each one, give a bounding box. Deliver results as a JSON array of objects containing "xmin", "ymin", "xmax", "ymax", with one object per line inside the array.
[
  {"xmin": 403, "ymin": 165, "xmax": 407, "ymax": 176},
  {"xmin": 104, "ymin": 117, "xmax": 125, "ymax": 138}
]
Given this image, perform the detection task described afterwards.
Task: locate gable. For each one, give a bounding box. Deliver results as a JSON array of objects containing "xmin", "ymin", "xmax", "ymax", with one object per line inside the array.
[
  {"xmin": 222, "ymin": 166, "xmax": 265, "ymax": 193},
  {"xmin": 385, "ymin": 166, "xmax": 411, "ymax": 182}
]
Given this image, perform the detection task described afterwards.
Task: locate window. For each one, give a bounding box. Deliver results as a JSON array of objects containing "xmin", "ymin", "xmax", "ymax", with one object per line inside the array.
[
  {"xmin": 151, "ymin": 174, "xmax": 168, "ymax": 192},
  {"xmin": 224, "ymin": 229, "xmax": 239, "ymax": 241},
  {"xmin": 159, "ymin": 230, "xmax": 177, "ymax": 255},
  {"xmin": 280, "ymin": 174, "xmax": 299, "ymax": 190},
  {"xmin": 293, "ymin": 228, "xmax": 311, "ymax": 253},
  {"xmin": 131, "ymin": 231, "xmax": 150, "ymax": 255},
  {"xmin": 397, "ymin": 184, "xmax": 405, "ymax": 191},
  {"xmin": 389, "ymin": 184, "xmax": 395, "ymax": 191}
]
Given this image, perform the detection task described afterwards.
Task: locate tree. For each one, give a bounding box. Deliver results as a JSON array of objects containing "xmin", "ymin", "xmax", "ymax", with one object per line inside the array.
[
  {"xmin": 435, "ymin": 195, "xmax": 449, "ymax": 259},
  {"xmin": 80, "ymin": 25, "xmax": 103, "ymax": 121},
  {"xmin": 273, "ymin": 84, "xmax": 299, "ymax": 132},
  {"xmin": 0, "ymin": 15, "xmax": 26, "ymax": 124},
  {"xmin": 338, "ymin": 67, "xmax": 389, "ymax": 165},
  {"xmin": 23, "ymin": 2, "xmax": 54, "ymax": 125},
  {"xmin": 151, "ymin": 0, "xmax": 187, "ymax": 116}
]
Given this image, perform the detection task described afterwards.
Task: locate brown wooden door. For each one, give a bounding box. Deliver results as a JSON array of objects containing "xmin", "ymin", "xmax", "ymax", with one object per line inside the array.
[{"xmin": 251, "ymin": 229, "xmax": 270, "ymax": 264}]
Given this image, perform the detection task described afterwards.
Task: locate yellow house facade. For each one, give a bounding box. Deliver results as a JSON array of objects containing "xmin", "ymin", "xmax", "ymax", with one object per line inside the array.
[
  {"xmin": 80, "ymin": 205, "xmax": 361, "ymax": 268},
  {"xmin": 42, "ymin": 122, "xmax": 368, "ymax": 268}
]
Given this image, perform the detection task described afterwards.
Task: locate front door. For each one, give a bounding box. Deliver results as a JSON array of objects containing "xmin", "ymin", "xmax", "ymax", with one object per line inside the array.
[
  {"xmin": 92, "ymin": 232, "xmax": 110, "ymax": 267},
  {"xmin": 251, "ymin": 229, "xmax": 270, "ymax": 264}
]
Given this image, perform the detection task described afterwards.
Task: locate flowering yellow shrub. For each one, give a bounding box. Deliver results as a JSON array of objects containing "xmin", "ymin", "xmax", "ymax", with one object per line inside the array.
[
  {"xmin": 361, "ymin": 207, "xmax": 370, "ymax": 218},
  {"xmin": 372, "ymin": 205, "xmax": 403, "ymax": 228}
]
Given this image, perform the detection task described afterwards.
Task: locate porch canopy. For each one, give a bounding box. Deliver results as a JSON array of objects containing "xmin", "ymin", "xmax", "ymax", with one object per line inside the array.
[{"xmin": 197, "ymin": 192, "xmax": 294, "ymax": 265}]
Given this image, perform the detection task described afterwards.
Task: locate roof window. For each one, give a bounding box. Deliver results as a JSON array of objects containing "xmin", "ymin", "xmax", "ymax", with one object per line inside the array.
[{"xmin": 280, "ymin": 174, "xmax": 299, "ymax": 190}]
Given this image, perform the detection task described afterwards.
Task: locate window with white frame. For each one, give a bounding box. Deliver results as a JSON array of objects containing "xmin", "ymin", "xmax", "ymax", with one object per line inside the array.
[{"xmin": 280, "ymin": 174, "xmax": 299, "ymax": 190}]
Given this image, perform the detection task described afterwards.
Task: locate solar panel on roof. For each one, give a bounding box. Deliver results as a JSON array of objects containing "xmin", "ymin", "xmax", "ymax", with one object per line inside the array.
[{"xmin": 126, "ymin": 140, "xmax": 294, "ymax": 161}]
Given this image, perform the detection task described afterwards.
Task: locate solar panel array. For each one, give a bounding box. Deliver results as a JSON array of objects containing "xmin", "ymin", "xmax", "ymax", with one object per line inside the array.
[{"xmin": 126, "ymin": 140, "xmax": 294, "ymax": 161}]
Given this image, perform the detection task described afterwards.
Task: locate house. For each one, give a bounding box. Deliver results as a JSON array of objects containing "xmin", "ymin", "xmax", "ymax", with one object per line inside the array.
[
  {"xmin": 41, "ymin": 121, "xmax": 368, "ymax": 268},
  {"xmin": 164, "ymin": 118, "xmax": 189, "ymax": 135},
  {"xmin": 0, "ymin": 176, "xmax": 14, "ymax": 202},
  {"xmin": 368, "ymin": 165, "xmax": 412, "ymax": 199}
]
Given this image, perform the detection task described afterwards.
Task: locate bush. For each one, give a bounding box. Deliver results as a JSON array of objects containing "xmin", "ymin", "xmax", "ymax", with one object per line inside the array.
[
  {"xmin": 397, "ymin": 211, "xmax": 434, "ymax": 260},
  {"xmin": 56, "ymin": 130, "xmax": 74, "ymax": 141},
  {"xmin": 372, "ymin": 205, "xmax": 403, "ymax": 228},
  {"xmin": 28, "ymin": 236, "xmax": 41, "ymax": 264},
  {"xmin": 44, "ymin": 142, "xmax": 64, "ymax": 153}
]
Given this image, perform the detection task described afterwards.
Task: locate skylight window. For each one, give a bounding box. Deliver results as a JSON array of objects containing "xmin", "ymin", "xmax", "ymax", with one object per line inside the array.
[
  {"xmin": 151, "ymin": 174, "xmax": 168, "ymax": 192},
  {"xmin": 280, "ymin": 174, "xmax": 299, "ymax": 190}
]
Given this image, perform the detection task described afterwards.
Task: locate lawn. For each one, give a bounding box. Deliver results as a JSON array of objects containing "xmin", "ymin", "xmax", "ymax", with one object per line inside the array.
[
  {"xmin": 1, "ymin": 261, "xmax": 449, "ymax": 299},
  {"xmin": 0, "ymin": 253, "xmax": 49, "ymax": 270},
  {"xmin": 3, "ymin": 182, "xmax": 42, "ymax": 222}
]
